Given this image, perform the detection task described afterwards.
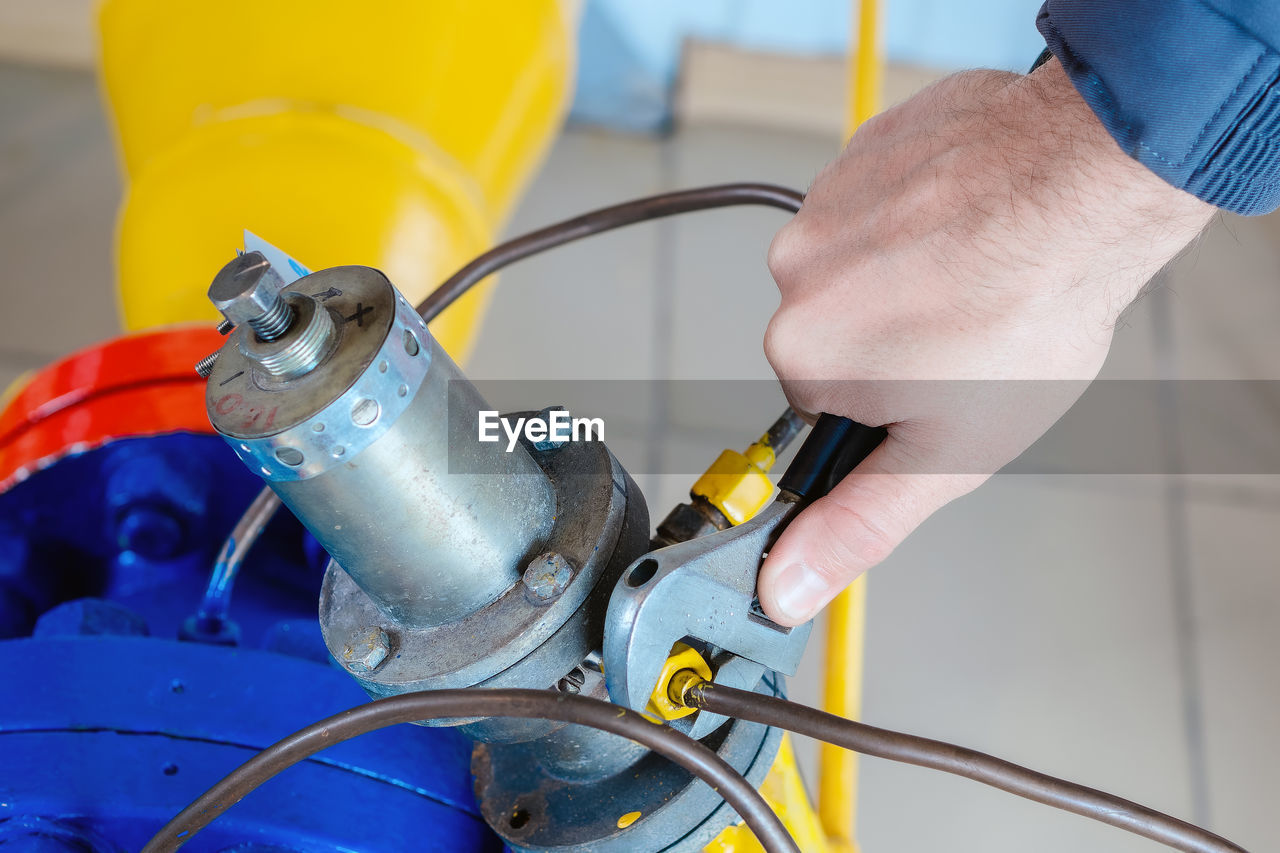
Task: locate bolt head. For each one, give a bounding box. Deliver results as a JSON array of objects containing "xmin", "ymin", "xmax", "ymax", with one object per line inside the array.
[
  {"xmin": 115, "ymin": 505, "xmax": 185, "ymax": 560},
  {"xmin": 208, "ymin": 251, "xmax": 286, "ymax": 326},
  {"xmin": 341, "ymin": 626, "xmax": 391, "ymax": 673},
  {"xmin": 522, "ymin": 552, "xmax": 574, "ymax": 603},
  {"xmin": 531, "ymin": 406, "xmax": 570, "ymax": 452}
]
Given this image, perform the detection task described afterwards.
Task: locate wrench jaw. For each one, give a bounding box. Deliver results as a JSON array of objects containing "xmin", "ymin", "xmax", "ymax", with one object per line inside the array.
[
  {"xmin": 603, "ymin": 551, "xmax": 702, "ymax": 718},
  {"xmin": 603, "ymin": 499, "xmax": 815, "ymax": 736}
]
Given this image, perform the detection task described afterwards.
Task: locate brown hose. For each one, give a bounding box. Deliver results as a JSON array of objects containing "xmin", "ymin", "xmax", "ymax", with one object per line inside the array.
[
  {"xmin": 140, "ymin": 688, "xmax": 800, "ymax": 853},
  {"xmin": 688, "ymin": 682, "xmax": 1249, "ymax": 853},
  {"xmin": 417, "ymin": 182, "xmax": 804, "ymax": 322}
]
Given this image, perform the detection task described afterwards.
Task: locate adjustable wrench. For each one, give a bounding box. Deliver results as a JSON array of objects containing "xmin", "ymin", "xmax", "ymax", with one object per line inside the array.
[{"xmin": 604, "ymin": 414, "xmax": 886, "ymax": 736}]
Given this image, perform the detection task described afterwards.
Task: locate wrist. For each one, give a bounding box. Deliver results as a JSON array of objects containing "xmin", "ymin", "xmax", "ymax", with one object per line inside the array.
[{"xmin": 1020, "ymin": 58, "xmax": 1214, "ymax": 228}]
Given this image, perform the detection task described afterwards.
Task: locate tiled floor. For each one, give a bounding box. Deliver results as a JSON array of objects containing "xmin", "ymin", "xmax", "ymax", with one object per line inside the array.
[{"xmin": 5, "ymin": 60, "xmax": 1280, "ymax": 852}]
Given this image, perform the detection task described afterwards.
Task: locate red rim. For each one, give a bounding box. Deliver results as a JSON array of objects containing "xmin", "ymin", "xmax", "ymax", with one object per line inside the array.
[{"xmin": 0, "ymin": 326, "xmax": 223, "ymax": 492}]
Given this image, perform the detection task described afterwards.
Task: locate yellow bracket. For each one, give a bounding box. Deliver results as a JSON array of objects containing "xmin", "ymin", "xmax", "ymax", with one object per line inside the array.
[{"xmin": 705, "ymin": 735, "xmax": 833, "ymax": 853}]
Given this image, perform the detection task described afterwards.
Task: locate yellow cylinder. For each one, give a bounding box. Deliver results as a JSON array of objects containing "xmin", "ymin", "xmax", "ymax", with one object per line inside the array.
[{"xmin": 97, "ymin": 0, "xmax": 576, "ymax": 361}]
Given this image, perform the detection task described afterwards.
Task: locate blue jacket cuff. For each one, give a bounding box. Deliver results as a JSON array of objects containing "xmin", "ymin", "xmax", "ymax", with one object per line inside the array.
[{"xmin": 1038, "ymin": 0, "xmax": 1280, "ymax": 215}]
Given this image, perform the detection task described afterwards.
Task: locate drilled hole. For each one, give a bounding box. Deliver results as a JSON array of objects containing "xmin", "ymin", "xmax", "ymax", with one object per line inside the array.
[
  {"xmin": 351, "ymin": 398, "xmax": 380, "ymax": 427},
  {"xmin": 163, "ymin": 763, "xmax": 179, "ymax": 777},
  {"xmin": 626, "ymin": 559, "xmax": 658, "ymax": 588},
  {"xmin": 509, "ymin": 808, "xmax": 531, "ymax": 830},
  {"xmin": 403, "ymin": 329, "xmax": 420, "ymax": 357}
]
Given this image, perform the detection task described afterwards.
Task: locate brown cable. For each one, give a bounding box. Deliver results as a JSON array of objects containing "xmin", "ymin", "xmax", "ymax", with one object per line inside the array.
[
  {"xmin": 687, "ymin": 681, "xmax": 1248, "ymax": 853},
  {"xmin": 416, "ymin": 182, "xmax": 804, "ymax": 322},
  {"xmin": 140, "ymin": 688, "xmax": 800, "ymax": 853}
]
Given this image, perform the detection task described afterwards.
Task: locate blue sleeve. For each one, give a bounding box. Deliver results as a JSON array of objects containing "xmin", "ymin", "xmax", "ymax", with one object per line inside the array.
[{"xmin": 1037, "ymin": 1, "xmax": 1280, "ymax": 215}]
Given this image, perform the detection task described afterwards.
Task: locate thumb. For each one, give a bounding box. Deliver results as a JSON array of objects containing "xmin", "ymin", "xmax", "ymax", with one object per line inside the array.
[{"xmin": 758, "ymin": 437, "xmax": 984, "ymax": 626}]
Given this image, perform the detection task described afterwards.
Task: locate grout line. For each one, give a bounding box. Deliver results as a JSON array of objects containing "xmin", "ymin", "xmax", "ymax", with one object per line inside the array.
[
  {"xmin": 987, "ymin": 470, "xmax": 1280, "ymax": 508},
  {"xmin": 1150, "ymin": 278, "xmax": 1213, "ymax": 826},
  {"xmin": 642, "ymin": 138, "xmax": 678, "ymax": 482},
  {"xmin": 1182, "ymin": 478, "xmax": 1280, "ymax": 509}
]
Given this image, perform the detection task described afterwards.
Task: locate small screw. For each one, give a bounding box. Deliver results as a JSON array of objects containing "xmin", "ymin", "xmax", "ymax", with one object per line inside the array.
[
  {"xmin": 341, "ymin": 626, "xmax": 391, "ymax": 673},
  {"xmin": 522, "ymin": 552, "xmax": 574, "ymax": 604},
  {"xmin": 194, "ymin": 351, "xmax": 219, "ymax": 378},
  {"xmin": 216, "ymin": 319, "xmax": 234, "ymax": 335}
]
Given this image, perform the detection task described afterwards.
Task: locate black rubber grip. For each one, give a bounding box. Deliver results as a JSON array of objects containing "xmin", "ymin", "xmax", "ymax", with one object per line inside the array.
[{"xmin": 777, "ymin": 414, "xmax": 887, "ymax": 502}]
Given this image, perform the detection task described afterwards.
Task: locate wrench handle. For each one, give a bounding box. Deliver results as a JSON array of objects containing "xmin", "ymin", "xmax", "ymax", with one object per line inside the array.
[{"xmin": 777, "ymin": 413, "xmax": 887, "ymax": 502}]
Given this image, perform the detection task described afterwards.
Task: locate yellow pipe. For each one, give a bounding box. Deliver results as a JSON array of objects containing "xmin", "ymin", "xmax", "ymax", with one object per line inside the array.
[
  {"xmin": 818, "ymin": 578, "xmax": 868, "ymax": 853},
  {"xmin": 97, "ymin": 0, "xmax": 576, "ymax": 363},
  {"xmin": 851, "ymin": 0, "xmax": 884, "ymax": 133},
  {"xmin": 819, "ymin": 3, "xmax": 882, "ymax": 852}
]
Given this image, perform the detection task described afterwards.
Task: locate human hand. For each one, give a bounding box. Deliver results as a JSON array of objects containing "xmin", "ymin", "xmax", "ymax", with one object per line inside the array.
[{"xmin": 757, "ymin": 59, "xmax": 1214, "ymax": 626}]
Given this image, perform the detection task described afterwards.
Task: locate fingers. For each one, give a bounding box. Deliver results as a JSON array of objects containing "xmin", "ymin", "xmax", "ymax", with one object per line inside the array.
[{"xmin": 757, "ymin": 437, "xmax": 985, "ymax": 626}]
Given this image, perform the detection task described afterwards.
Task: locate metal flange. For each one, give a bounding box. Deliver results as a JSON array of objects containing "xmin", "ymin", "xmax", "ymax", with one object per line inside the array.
[{"xmin": 319, "ymin": 431, "xmax": 649, "ymax": 742}]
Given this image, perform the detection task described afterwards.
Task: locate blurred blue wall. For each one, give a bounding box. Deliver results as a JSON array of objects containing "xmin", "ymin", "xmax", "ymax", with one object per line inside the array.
[{"xmin": 570, "ymin": 0, "xmax": 1045, "ymax": 130}]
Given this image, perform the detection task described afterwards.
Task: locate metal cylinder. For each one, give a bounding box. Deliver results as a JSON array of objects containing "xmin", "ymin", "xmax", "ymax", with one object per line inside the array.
[{"xmin": 206, "ymin": 265, "xmax": 555, "ymax": 628}]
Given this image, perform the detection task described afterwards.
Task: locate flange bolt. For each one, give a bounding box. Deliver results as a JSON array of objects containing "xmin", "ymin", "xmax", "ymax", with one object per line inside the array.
[
  {"xmin": 522, "ymin": 552, "xmax": 574, "ymax": 604},
  {"xmin": 341, "ymin": 626, "xmax": 392, "ymax": 673}
]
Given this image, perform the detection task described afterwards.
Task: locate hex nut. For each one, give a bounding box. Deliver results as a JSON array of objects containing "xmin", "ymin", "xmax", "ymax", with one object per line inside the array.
[
  {"xmin": 115, "ymin": 504, "xmax": 185, "ymax": 561},
  {"xmin": 646, "ymin": 642, "xmax": 712, "ymax": 722},
  {"xmin": 341, "ymin": 626, "xmax": 392, "ymax": 673},
  {"xmin": 208, "ymin": 251, "xmax": 287, "ymax": 327},
  {"xmin": 522, "ymin": 552, "xmax": 574, "ymax": 603},
  {"xmin": 531, "ymin": 406, "xmax": 570, "ymax": 452}
]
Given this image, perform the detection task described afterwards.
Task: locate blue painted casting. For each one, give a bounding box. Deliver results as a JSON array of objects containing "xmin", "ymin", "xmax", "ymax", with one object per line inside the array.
[{"xmin": 0, "ymin": 433, "xmax": 498, "ymax": 852}]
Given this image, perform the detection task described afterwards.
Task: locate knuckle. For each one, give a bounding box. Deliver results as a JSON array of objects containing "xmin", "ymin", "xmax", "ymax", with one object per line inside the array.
[
  {"xmin": 767, "ymin": 219, "xmax": 809, "ymax": 285},
  {"xmin": 764, "ymin": 308, "xmax": 838, "ymax": 415},
  {"xmin": 763, "ymin": 309, "xmax": 804, "ymax": 379}
]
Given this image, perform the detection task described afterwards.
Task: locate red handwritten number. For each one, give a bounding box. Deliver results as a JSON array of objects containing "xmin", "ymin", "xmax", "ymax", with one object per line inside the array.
[
  {"xmin": 264, "ymin": 407, "xmax": 278, "ymax": 429},
  {"xmin": 215, "ymin": 393, "xmax": 242, "ymax": 415}
]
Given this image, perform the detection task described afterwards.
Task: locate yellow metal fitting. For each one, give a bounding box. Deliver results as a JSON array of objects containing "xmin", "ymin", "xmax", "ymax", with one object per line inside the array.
[
  {"xmin": 690, "ymin": 440, "xmax": 776, "ymax": 527},
  {"xmin": 645, "ymin": 643, "xmax": 713, "ymax": 721}
]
